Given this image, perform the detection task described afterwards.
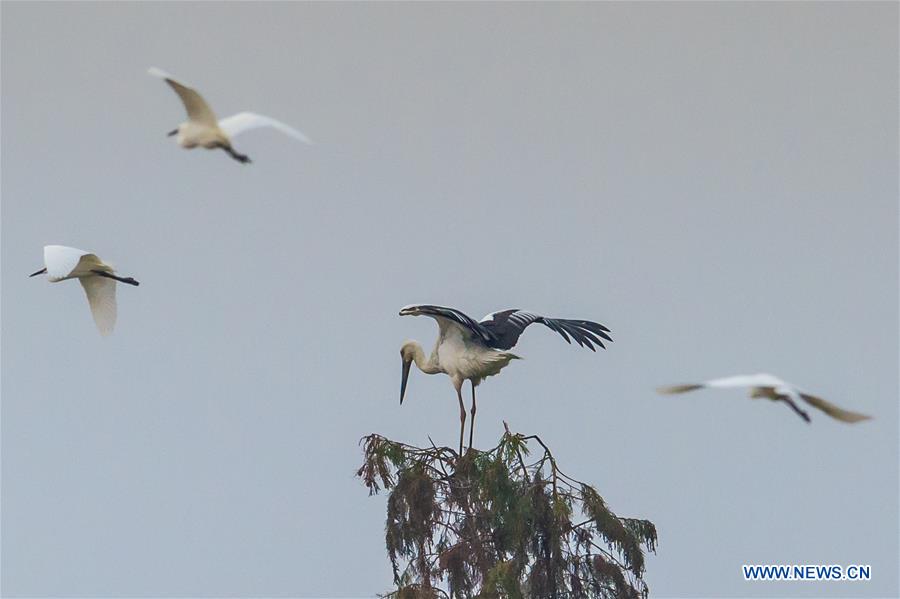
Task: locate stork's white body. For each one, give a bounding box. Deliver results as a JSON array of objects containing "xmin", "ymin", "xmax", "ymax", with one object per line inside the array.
[{"xmin": 432, "ymin": 319, "xmax": 519, "ymax": 388}]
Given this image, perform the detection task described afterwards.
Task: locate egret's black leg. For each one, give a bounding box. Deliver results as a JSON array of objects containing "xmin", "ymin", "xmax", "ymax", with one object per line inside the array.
[
  {"xmin": 781, "ymin": 397, "xmax": 811, "ymax": 423},
  {"xmin": 91, "ymin": 270, "xmax": 140, "ymax": 286},
  {"xmin": 222, "ymin": 145, "xmax": 251, "ymax": 164}
]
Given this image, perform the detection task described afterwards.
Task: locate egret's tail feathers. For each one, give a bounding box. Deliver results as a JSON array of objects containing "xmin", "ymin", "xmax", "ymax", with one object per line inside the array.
[{"xmin": 657, "ymin": 384, "xmax": 703, "ymax": 395}]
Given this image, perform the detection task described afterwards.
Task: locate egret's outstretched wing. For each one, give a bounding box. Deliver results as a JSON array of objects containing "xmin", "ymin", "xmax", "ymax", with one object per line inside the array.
[
  {"xmin": 44, "ymin": 245, "xmax": 91, "ymax": 280},
  {"xmin": 799, "ymin": 393, "xmax": 872, "ymax": 423},
  {"xmin": 80, "ymin": 276, "xmax": 117, "ymax": 336},
  {"xmin": 148, "ymin": 67, "xmax": 217, "ymax": 126},
  {"xmin": 658, "ymin": 374, "xmax": 789, "ymax": 395},
  {"xmin": 400, "ymin": 305, "xmax": 492, "ymax": 343},
  {"xmin": 479, "ymin": 309, "xmax": 612, "ymax": 351},
  {"xmin": 218, "ymin": 112, "xmax": 312, "ymax": 143},
  {"xmin": 705, "ymin": 374, "xmax": 787, "ymax": 389}
]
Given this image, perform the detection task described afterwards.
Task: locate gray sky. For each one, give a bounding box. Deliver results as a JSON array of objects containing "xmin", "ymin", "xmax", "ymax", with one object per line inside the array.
[{"xmin": 2, "ymin": 2, "xmax": 897, "ymax": 597}]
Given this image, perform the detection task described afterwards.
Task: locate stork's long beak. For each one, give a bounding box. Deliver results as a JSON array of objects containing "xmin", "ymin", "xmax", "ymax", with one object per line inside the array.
[
  {"xmin": 28, "ymin": 267, "xmax": 47, "ymax": 278},
  {"xmin": 400, "ymin": 359, "xmax": 412, "ymax": 404},
  {"xmin": 167, "ymin": 128, "xmax": 178, "ymax": 137}
]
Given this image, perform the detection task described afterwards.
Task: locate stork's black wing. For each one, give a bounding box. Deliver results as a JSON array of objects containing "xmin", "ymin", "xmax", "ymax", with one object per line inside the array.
[
  {"xmin": 479, "ymin": 309, "xmax": 612, "ymax": 351},
  {"xmin": 400, "ymin": 305, "xmax": 494, "ymax": 343}
]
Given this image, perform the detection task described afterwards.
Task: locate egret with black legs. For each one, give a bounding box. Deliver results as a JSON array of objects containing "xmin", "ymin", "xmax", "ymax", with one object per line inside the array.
[
  {"xmin": 148, "ymin": 67, "xmax": 311, "ymax": 164},
  {"xmin": 29, "ymin": 245, "xmax": 139, "ymax": 336},
  {"xmin": 657, "ymin": 373, "xmax": 871, "ymax": 423}
]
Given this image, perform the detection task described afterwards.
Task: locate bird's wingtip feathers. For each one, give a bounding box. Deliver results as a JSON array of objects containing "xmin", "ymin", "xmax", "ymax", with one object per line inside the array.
[
  {"xmin": 657, "ymin": 384, "xmax": 704, "ymax": 395},
  {"xmin": 147, "ymin": 66, "xmax": 172, "ymax": 79}
]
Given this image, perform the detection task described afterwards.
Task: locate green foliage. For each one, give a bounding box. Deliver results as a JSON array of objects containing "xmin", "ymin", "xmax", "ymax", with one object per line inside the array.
[{"xmin": 358, "ymin": 429, "xmax": 657, "ymax": 598}]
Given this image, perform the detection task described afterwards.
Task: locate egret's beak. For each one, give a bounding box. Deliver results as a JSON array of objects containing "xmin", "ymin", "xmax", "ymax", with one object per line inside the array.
[
  {"xmin": 28, "ymin": 267, "xmax": 47, "ymax": 278},
  {"xmin": 167, "ymin": 128, "xmax": 178, "ymax": 137},
  {"xmin": 400, "ymin": 358, "xmax": 412, "ymax": 404}
]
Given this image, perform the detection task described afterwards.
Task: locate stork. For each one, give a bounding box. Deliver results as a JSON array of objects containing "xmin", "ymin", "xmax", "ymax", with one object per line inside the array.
[
  {"xmin": 398, "ymin": 304, "xmax": 612, "ymax": 454},
  {"xmin": 657, "ymin": 373, "xmax": 872, "ymax": 423},
  {"xmin": 148, "ymin": 67, "xmax": 311, "ymax": 164},
  {"xmin": 29, "ymin": 245, "xmax": 139, "ymax": 336}
]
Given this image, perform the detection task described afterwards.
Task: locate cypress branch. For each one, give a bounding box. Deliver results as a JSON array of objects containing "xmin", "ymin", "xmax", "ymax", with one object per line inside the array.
[{"xmin": 357, "ymin": 429, "xmax": 657, "ymax": 598}]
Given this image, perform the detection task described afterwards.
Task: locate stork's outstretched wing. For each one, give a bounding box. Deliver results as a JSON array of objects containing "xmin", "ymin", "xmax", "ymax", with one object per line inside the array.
[
  {"xmin": 400, "ymin": 305, "xmax": 493, "ymax": 343},
  {"xmin": 479, "ymin": 309, "xmax": 612, "ymax": 351}
]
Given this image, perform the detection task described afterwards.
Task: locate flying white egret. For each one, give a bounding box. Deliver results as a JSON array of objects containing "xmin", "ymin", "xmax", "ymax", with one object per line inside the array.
[
  {"xmin": 148, "ymin": 67, "xmax": 311, "ymax": 164},
  {"xmin": 399, "ymin": 304, "xmax": 612, "ymax": 454},
  {"xmin": 29, "ymin": 245, "xmax": 139, "ymax": 336},
  {"xmin": 657, "ymin": 373, "xmax": 872, "ymax": 423}
]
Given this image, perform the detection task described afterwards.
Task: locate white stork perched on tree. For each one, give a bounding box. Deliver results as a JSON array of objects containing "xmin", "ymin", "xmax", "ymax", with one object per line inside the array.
[
  {"xmin": 657, "ymin": 373, "xmax": 872, "ymax": 424},
  {"xmin": 398, "ymin": 304, "xmax": 612, "ymax": 455}
]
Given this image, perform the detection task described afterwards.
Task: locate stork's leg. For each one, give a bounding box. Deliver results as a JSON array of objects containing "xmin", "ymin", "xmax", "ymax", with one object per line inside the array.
[
  {"xmin": 456, "ymin": 384, "xmax": 466, "ymax": 456},
  {"xmin": 468, "ymin": 383, "xmax": 477, "ymax": 452},
  {"xmin": 781, "ymin": 397, "xmax": 811, "ymax": 423}
]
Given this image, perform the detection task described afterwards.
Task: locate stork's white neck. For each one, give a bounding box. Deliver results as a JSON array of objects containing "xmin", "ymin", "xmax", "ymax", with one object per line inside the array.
[{"xmin": 410, "ymin": 341, "xmax": 441, "ymax": 375}]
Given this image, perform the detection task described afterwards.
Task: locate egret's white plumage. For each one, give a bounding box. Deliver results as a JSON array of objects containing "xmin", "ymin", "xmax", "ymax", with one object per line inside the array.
[
  {"xmin": 657, "ymin": 373, "xmax": 872, "ymax": 423},
  {"xmin": 218, "ymin": 112, "xmax": 311, "ymax": 144},
  {"xmin": 399, "ymin": 304, "xmax": 611, "ymax": 454},
  {"xmin": 79, "ymin": 276, "xmax": 118, "ymax": 336},
  {"xmin": 43, "ymin": 245, "xmax": 92, "ymax": 281},
  {"xmin": 148, "ymin": 67, "xmax": 311, "ymax": 163},
  {"xmin": 30, "ymin": 245, "xmax": 139, "ymax": 336}
]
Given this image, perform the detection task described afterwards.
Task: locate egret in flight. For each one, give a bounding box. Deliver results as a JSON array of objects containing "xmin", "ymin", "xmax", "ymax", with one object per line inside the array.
[
  {"xmin": 399, "ymin": 304, "xmax": 612, "ymax": 454},
  {"xmin": 148, "ymin": 67, "xmax": 311, "ymax": 164},
  {"xmin": 657, "ymin": 373, "xmax": 872, "ymax": 423},
  {"xmin": 29, "ymin": 245, "xmax": 139, "ymax": 336}
]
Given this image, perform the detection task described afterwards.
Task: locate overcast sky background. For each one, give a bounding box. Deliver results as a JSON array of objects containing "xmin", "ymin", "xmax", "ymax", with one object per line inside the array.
[{"xmin": 2, "ymin": 2, "xmax": 897, "ymax": 598}]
